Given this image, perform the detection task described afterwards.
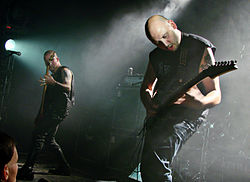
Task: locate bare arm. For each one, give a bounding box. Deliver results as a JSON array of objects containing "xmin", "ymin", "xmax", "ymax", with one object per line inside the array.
[
  {"xmin": 198, "ymin": 47, "xmax": 221, "ymax": 107},
  {"xmin": 174, "ymin": 47, "xmax": 221, "ymax": 109}
]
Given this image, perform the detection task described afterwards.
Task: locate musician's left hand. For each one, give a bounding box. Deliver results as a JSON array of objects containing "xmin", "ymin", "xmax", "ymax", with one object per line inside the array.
[
  {"xmin": 39, "ymin": 75, "xmax": 56, "ymax": 86},
  {"xmin": 173, "ymin": 85, "xmax": 205, "ymax": 109}
]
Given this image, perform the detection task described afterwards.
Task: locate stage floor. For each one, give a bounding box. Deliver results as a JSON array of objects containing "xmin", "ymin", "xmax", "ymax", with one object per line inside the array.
[{"xmin": 17, "ymin": 153, "xmax": 139, "ymax": 182}]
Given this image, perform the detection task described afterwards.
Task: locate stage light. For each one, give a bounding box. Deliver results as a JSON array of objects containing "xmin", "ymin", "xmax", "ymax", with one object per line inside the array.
[
  {"xmin": 4, "ymin": 39, "xmax": 21, "ymax": 56},
  {"xmin": 5, "ymin": 39, "xmax": 16, "ymax": 51}
]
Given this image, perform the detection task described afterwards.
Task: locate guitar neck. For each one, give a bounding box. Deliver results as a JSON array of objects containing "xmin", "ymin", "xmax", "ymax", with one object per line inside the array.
[
  {"xmin": 156, "ymin": 60, "xmax": 238, "ymax": 115},
  {"xmin": 39, "ymin": 65, "xmax": 50, "ymax": 115}
]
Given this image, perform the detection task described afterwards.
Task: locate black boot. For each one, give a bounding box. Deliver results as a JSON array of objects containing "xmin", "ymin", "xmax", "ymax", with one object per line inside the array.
[
  {"xmin": 17, "ymin": 143, "xmax": 40, "ymax": 180},
  {"xmin": 48, "ymin": 147, "xmax": 71, "ymax": 176}
]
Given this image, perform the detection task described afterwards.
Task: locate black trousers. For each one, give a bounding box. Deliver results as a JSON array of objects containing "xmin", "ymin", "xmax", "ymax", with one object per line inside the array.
[
  {"xmin": 140, "ymin": 110, "xmax": 208, "ymax": 182},
  {"xmin": 24, "ymin": 115, "xmax": 69, "ymax": 169}
]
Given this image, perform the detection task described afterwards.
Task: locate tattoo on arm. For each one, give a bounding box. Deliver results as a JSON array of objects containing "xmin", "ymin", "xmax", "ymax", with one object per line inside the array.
[
  {"xmin": 200, "ymin": 51, "xmax": 213, "ymax": 71},
  {"xmin": 61, "ymin": 68, "xmax": 72, "ymax": 84}
]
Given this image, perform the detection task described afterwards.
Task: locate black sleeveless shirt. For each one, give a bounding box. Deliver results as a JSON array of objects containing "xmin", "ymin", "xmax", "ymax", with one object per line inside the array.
[
  {"xmin": 149, "ymin": 33, "xmax": 215, "ymax": 119},
  {"xmin": 44, "ymin": 66, "xmax": 75, "ymax": 120}
]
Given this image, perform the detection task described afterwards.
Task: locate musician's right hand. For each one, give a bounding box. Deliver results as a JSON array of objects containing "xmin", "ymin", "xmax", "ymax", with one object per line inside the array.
[
  {"xmin": 39, "ymin": 75, "xmax": 56, "ymax": 86},
  {"xmin": 173, "ymin": 85, "xmax": 205, "ymax": 109},
  {"xmin": 44, "ymin": 74, "xmax": 56, "ymax": 85},
  {"xmin": 39, "ymin": 77, "xmax": 47, "ymax": 86}
]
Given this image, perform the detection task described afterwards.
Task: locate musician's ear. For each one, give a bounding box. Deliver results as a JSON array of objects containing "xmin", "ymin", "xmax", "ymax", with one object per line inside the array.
[
  {"xmin": 168, "ymin": 20, "xmax": 177, "ymax": 29},
  {"xmin": 3, "ymin": 165, "xmax": 9, "ymax": 181}
]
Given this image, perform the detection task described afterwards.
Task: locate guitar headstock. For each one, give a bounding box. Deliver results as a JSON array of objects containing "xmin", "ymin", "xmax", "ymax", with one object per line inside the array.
[{"xmin": 204, "ymin": 60, "xmax": 238, "ymax": 79}]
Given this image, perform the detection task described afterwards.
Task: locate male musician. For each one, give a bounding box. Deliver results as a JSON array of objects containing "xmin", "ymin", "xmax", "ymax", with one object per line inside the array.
[
  {"xmin": 17, "ymin": 50, "xmax": 75, "ymax": 180},
  {"xmin": 140, "ymin": 15, "xmax": 221, "ymax": 181}
]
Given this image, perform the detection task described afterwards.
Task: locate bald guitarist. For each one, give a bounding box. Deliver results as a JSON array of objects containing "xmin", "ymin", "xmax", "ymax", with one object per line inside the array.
[
  {"xmin": 17, "ymin": 50, "xmax": 75, "ymax": 180},
  {"xmin": 140, "ymin": 15, "xmax": 222, "ymax": 182}
]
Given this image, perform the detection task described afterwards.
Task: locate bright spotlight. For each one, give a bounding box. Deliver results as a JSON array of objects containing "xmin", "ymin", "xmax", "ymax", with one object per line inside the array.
[
  {"xmin": 4, "ymin": 39, "xmax": 21, "ymax": 56},
  {"xmin": 5, "ymin": 39, "xmax": 16, "ymax": 51}
]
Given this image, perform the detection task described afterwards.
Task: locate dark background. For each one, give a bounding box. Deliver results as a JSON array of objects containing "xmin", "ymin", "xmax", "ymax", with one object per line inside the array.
[{"xmin": 0, "ymin": 0, "xmax": 249, "ymax": 181}]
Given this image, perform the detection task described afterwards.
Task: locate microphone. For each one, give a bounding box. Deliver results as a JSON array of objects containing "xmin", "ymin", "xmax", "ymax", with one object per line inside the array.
[{"xmin": 7, "ymin": 50, "xmax": 21, "ymax": 56}]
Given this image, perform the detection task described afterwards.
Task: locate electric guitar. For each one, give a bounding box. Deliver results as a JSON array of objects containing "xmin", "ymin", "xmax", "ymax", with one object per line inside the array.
[{"xmin": 146, "ymin": 60, "xmax": 238, "ymax": 129}]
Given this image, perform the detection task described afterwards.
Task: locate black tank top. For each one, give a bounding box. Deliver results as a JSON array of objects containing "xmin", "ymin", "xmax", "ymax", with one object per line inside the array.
[
  {"xmin": 44, "ymin": 66, "xmax": 75, "ymax": 120},
  {"xmin": 149, "ymin": 33, "xmax": 215, "ymax": 119}
]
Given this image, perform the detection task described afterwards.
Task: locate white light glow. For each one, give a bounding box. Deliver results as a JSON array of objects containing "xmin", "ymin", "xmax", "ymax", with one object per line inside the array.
[
  {"xmin": 162, "ymin": 0, "xmax": 192, "ymax": 19},
  {"xmin": 5, "ymin": 39, "xmax": 16, "ymax": 51}
]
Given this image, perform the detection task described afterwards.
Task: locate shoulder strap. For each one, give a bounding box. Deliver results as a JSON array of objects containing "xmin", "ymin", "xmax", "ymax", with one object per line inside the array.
[{"xmin": 177, "ymin": 38, "xmax": 188, "ymax": 83}]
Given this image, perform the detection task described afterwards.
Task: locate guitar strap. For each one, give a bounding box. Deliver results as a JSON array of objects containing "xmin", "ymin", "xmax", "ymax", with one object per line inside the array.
[
  {"xmin": 177, "ymin": 43, "xmax": 188, "ymax": 85},
  {"xmin": 176, "ymin": 40, "xmax": 205, "ymax": 95},
  {"xmin": 179, "ymin": 46, "xmax": 187, "ymax": 66}
]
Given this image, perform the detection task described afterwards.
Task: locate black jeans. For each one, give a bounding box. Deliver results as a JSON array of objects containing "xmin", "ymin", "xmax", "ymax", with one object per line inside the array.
[
  {"xmin": 24, "ymin": 115, "xmax": 69, "ymax": 169},
  {"xmin": 140, "ymin": 110, "xmax": 208, "ymax": 182}
]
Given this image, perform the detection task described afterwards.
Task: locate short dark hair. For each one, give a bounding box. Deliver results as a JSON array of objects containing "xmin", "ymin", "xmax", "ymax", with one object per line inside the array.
[
  {"xmin": 43, "ymin": 50, "xmax": 56, "ymax": 58},
  {"xmin": 0, "ymin": 131, "xmax": 15, "ymax": 179}
]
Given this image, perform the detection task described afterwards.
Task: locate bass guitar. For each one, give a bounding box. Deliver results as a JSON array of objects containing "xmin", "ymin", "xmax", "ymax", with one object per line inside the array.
[{"xmin": 35, "ymin": 54, "xmax": 54, "ymax": 123}]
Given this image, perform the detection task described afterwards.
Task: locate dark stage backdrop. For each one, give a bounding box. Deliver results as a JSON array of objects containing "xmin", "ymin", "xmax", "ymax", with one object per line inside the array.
[{"xmin": 0, "ymin": 0, "xmax": 249, "ymax": 181}]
